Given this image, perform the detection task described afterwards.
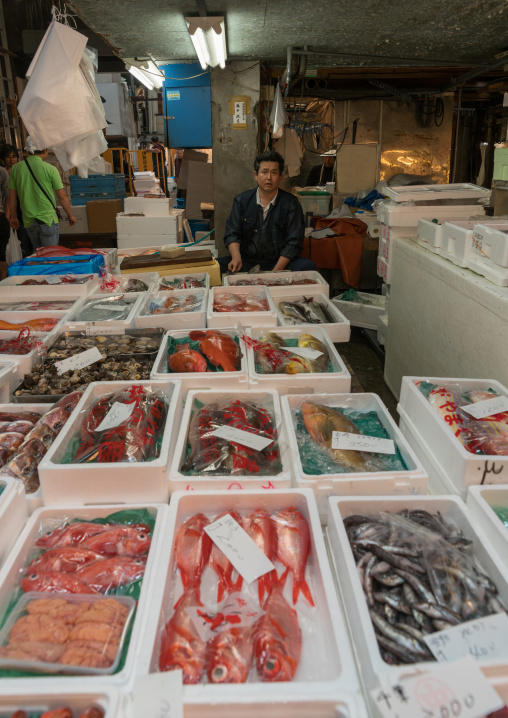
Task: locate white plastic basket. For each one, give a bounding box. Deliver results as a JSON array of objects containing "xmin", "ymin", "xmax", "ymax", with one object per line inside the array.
[
  {"xmin": 0, "ymin": 274, "xmax": 99, "ymax": 297},
  {"xmin": 63, "ymin": 294, "xmax": 143, "ymax": 333},
  {"xmin": 208, "ymin": 286, "xmax": 278, "ymax": 329},
  {"xmin": 223, "ymin": 271, "xmax": 329, "ymax": 298},
  {"xmin": 272, "ymin": 292, "xmax": 350, "ymax": 343},
  {"xmin": 134, "ymin": 289, "xmax": 208, "ymax": 331},
  {"xmin": 332, "ymin": 293, "xmax": 386, "ymax": 330}
]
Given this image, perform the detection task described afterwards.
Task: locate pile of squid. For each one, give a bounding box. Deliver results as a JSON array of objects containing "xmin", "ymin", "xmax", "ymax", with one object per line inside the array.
[
  {"xmin": 159, "ymin": 506, "xmax": 313, "ymax": 683},
  {"xmin": 345, "ymin": 509, "xmax": 506, "ymax": 665}
]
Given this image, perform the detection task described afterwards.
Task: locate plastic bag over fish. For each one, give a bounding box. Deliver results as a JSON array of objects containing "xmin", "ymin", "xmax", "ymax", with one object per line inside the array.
[
  {"xmin": 290, "ymin": 396, "xmax": 408, "ymax": 475},
  {"xmin": 418, "ymin": 381, "xmax": 508, "ymax": 456},
  {"xmin": 166, "ymin": 328, "xmax": 243, "ymax": 374},
  {"xmin": 228, "ymin": 272, "xmax": 319, "ymax": 287},
  {"xmin": 344, "ymin": 508, "xmax": 507, "ymax": 665},
  {"xmin": 143, "ymin": 290, "xmax": 205, "ymax": 316},
  {"xmin": 60, "ymin": 384, "xmax": 168, "ymax": 465},
  {"xmin": 159, "ymin": 275, "xmax": 207, "ymax": 291},
  {"xmin": 156, "ymin": 504, "xmax": 319, "ymax": 684},
  {"xmin": 213, "ymin": 291, "xmax": 270, "ymax": 313},
  {"xmin": 70, "ymin": 295, "xmax": 137, "ymax": 323},
  {"xmin": 181, "ymin": 398, "xmax": 284, "ymax": 477},
  {"xmin": 242, "ymin": 331, "xmax": 331, "ymax": 375},
  {"xmin": 0, "ymin": 328, "xmax": 47, "ymax": 356}
]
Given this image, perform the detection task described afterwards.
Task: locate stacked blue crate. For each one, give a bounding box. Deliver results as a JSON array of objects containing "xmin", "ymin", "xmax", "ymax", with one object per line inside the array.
[{"xmin": 69, "ymin": 174, "xmax": 127, "ymax": 207}]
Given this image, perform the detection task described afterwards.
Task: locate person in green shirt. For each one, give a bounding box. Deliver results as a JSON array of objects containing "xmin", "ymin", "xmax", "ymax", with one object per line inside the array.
[{"xmin": 8, "ymin": 139, "xmax": 75, "ymax": 250}]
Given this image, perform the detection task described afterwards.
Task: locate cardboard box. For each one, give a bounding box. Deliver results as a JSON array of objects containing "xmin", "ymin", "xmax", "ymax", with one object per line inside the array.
[
  {"xmin": 57, "ymin": 205, "xmax": 88, "ymax": 235},
  {"xmin": 86, "ymin": 199, "xmax": 122, "ymax": 234},
  {"xmin": 177, "ymin": 150, "xmax": 208, "ymax": 189}
]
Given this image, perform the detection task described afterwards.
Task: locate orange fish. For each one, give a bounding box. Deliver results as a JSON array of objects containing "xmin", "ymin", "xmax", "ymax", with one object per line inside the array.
[
  {"xmin": 175, "ymin": 513, "xmax": 212, "ymax": 592},
  {"xmin": 168, "ymin": 343, "xmax": 207, "ymax": 373},
  {"xmin": 80, "ymin": 526, "xmax": 151, "ymax": 557},
  {"xmin": 206, "ymin": 625, "xmax": 254, "ymax": 683},
  {"xmin": 0, "ymin": 318, "xmax": 58, "ymax": 332},
  {"xmin": 243, "ymin": 509, "xmax": 278, "ymax": 604},
  {"xmin": 159, "ymin": 583, "xmax": 205, "ymax": 683},
  {"xmin": 36, "ymin": 522, "xmax": 122, "ymax": 549},
  {"xmin": 274, "ymin": 506, "xmax": 314, "ymax": 606},
  {"xmin": 40, "ymin": 710, "xmax": 73, "ymax": 718},
  {"xmin": 253, "ymin": 583, "xmax": 302, "ymax": 681},
  {"xmin": 189, "ymin": 330, "xmax": 242, "ymax": 372}
]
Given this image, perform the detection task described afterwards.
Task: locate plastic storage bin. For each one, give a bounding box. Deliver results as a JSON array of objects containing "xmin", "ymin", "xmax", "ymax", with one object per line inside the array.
[
  {"xmin": 272, "ymin": 292, "xmax": 350, "ymax": 343},
  {"xmin": 63, "ymin": 294, "xmax": 143, "ymax": 333},
  {"xmin": 135, "ymin": 488, "xmax": 359, "ymax": 709},
  {"xmin": 224, "ymin": 270, "xmax": 329, "ymax": 298},
  {"xmin": 0, "ymin": 686, "xmax": 121, "ymax": 718},
  {"xmin": 246, "ymin": 326, "xmax": 351, "ymax": 394},
  {"xmin": 38, "ymin": 379, "xmax": 182, "ymax": 505},
  {"xmin": 0, "ymin": 274, "xmax": 99, "ymax": 298},
  {"xmin": 297, "ymin": 192, "xmax": 331, "ymax": 216},
  {"xmin": 208, "ymin": 286, "xmax": 278, "ymax": 329},
  {"xmin": 281, "ymin": 392, "xmax": 428, "ymax": 521},
  {"xmin": 332, "ymin": 293, "xmax": 385, "ymax": 330},
  {"xmin": 134, "ymin": 289, "xmax": 208, "ymax": 331},
  {"xmin": 467, "ymin": 485, "xmax": 508, "ymax": 570}
]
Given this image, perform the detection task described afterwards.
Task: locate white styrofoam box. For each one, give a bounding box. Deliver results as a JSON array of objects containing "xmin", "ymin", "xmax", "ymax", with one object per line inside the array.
[
  {"xmin": 379, "ymin": 236, "xmax": 391, "ymax": 260},
  {"xmin": 436, "ymin": 219, "xmax": 508, "ymax": 268},
  {"xmin": 0, "ymin": 360, "xmax": 23, "ymax": 399},
  {"xmin": 0, "ymin": 502, "xmax": 168, "ymax": 689},
  {"xmin": 377, "ymin": 312, "xmax": 388, "ymax": 347},
  {"xmin": 124, "ymin": 195, "xmax": 171, "ymax": 216},
  {"xmin": 223, "ymin": 271, "xmax": 329, "ymax": 298},
  {"xmin": 0, "ymin": 686, "xmax": 121, "ymax": 718},
  {"xmin": 332, "ymin": 292, "xmax": 386, "ymax": 330},
  {"xmin": 0, "ymin": 333, "xmax": 50, "ymax": 384},
  {"xmin": 384, "ymin": 182, "xmax": 491, "ymax": 203},
  {"xmin": 377, "ymin": 255, "xmax": 392, "ymax": 284},
  {"xmin": 417, "ymin": 217, "xmax": 448, "ymax": 248},
  {"xmin": 281, "ymin": 393, "xmax": 428, "ymax": 521},
  {"xmin": 117, "ymin": 213, "xmax": 181, "ymax": 237},
  {"xmin": 117, "ymin": 234, "xmax": 181, "ymax": 249},
  {"xmin": 63, "ymin": 294, "xmax": 143, "ymax": 333},
  {"xmin": 38, "ymin": 379, "xmax": 182, "ymax": 505},
  {"xmin": 0, "ymin": 477, "xmax": 27, "ymax": 563},
  {"xmin": 0, "ymin": 274, "xmax": 99, "ymax": 297},
  {"xmin": 135, "ymin": 489, "xmax": 359, "ymax": 707},
  {"xmin": 91, "ymin": 272, "xmax": 158, "ymax": 296},
  {"xmin": 157, "ymin": 272, "xmax": 210, "ymax": 291},
  {"xmin": 246, "ymin": 326, "xmax": 351, "ymax": 394},
  {"xmin": 398, "ymin": 377, "xmax": 508, "ymax": 491},
  {"xmin": 468, "ymin": 255, "xmax": 508, "ymax": 287},
  {"xmin": 376, "ymin": 202, "xmax": 486, "ymax": 228},
  {"xmin": 134, "ymin": 289, "xmax": 208, "ymax": 331},
  {"xmin": 0, "ymin": 311, "xmax": 70, "ymax": 343},
  {"xmin": 467, "ymin": 485, "xmax": 508, "ymax": 569},
  {"xmin": 208, "ymin": 286, "xmax": 278, "ymax": 329},
  {"xmin": 58, "ymin": 204, "xmax": 88, "ymax": 234},
  {"xmin": 272, "ymin": 292, "xmax": 350, "ymax": 343},
  {"xmin": 327, "ymin": 494, "xmax": 508, "ymax": 689},
  {"xmin": 168, "ymin": 389, "xmax": 291, "ymax": 491},
  {"xmin": 150, "ymin": 328, "xmax": 248, "ymax": 392},
  {"xmin": 471, "ymin": 222, "xmax": 508, "ymax": 266}
]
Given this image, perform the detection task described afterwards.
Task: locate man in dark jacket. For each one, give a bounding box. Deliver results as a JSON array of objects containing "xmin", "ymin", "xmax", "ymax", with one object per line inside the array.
[{"xmin": 219, "ymin": 150, "xmax": 316, "ymax": 274}]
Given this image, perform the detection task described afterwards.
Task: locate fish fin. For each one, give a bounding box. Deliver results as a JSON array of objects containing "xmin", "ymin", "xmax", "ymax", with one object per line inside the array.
[
  {"xmin": 279, "ymin": 566, "xmax": 289, "ymax": 588},
  {"xmin": 293, "ymin": 577, "xmax": 315, "ymax": 607},
  {"xmin": 232, "ymin": 573, "xmax": 243, "ymax": 593},
  {"xmin": 258, "ymin": 577, "xmax": 265, "ymax": 604}
]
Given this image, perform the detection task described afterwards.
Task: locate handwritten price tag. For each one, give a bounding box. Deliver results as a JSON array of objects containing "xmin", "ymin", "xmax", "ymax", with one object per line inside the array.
[
  {"xmin": 424, "ymin": 613, "xmax": 508, "ymax": 663},
  {"xmin": 131, "ymin": 671, "xmax": 183, "ymax": 718},
  {"xmin": 371, "ymin": 657, "xmax": 504, "ymax": 718},
  {"xmin": 280, "ymin": 346, "xmax": 323, "ymax": 360},
  {"xmin": 204, "ymin": 513, "xmax": 275, "ymax": 584},
  {"xmin": 212, "ymin": 425, "xmax": 273, "ymax": 452},
  {"xmin": 85, "ymin": 323, "xmax": 124, "ymax": 336},
  {"xmin": 331, "ymin": 431, "xmax": 395, "ymax": 454},
  {"xmin": 461, "ymin": 395, "xmax": 508, "ymax": 420},
  {"xmin": 95, "ymin": 401, "xmax": 135, "ymax": 432},
  {"xmin": 55, "ymin": 347, "xmax": 103, "ymax": 376}
]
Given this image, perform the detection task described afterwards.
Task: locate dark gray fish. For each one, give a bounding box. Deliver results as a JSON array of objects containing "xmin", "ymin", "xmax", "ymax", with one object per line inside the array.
[{"xmin": 369, "ymin": 609, "xmax": 431, "ymax": 658}]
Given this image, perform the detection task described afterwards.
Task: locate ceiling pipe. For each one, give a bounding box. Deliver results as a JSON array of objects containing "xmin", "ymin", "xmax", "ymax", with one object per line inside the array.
[{"xmin": 443, "ymin": 51, "xmax": 508, "ymax": 92}]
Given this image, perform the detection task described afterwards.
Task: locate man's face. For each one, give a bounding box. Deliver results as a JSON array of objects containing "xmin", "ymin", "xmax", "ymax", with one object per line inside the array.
[
  {"xmin": 254, "ymin": 161, "xmax": 282, "ymax": 192},
  {"xmin": 323, "ymin": 155, "xmax": 334, "ymax": 168},
  {"xmin": 176, "ymin": 150, "xmax": 183, "ymax": 159}
]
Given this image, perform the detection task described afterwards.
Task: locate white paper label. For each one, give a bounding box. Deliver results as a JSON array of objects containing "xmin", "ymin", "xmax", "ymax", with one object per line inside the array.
[
  {"xmin": 371, "ymin": 657, "xmax": 504, "ymax": 718},
  {"xmin": 280, "ymin": 346, "xmax": 323, "ymax": 360},
  {"xmin": 204, "ymin": 514, "xmax": 276, "ymax": 584},
  {"xmin": 95, "ymin": 401, "xmax": 135, "ymax": 432},
  {"xmin": 212, "ymin": 425, "xmax": 273, "ymax": 451},
  {"xmin": 331, "ymin": 431, "xmax": 395, "ymax": 454},
  {"xmin": 85, "ymin": 323, "xmax": 124, "ymax": 336},
  {"xmin": 45, "ymin": 275, "xmax": 61, "ymax": 284},
  {"xmin": 424, "ymin": 612, "xmax": 508, "ymax": 663},
  {"xmin": 55, "ymin": 346, "xmax": 103, "ymax": 375},
  {"xmin": 461, "ymin": 395, "xmax": 508, "ymax": 420},
  {"xmin": 131, "ymin": 671, "xmax": 183, "ymax": 718},
  {"xmin": 186, "ymin": 593, "xmax": 263, "ymax": 642}
]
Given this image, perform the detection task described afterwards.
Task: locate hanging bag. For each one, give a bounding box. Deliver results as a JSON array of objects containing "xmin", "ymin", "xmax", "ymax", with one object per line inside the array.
[
  {"xmin": 24, "ymin": 157, "xmax": 62, "ymax": 221},
  {"xmin": 6, "ymin": 229, "xmax": 23, "ymax": 265}
]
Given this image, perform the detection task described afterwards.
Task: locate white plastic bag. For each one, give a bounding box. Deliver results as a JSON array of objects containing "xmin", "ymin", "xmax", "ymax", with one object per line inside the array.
[
  {"xmin": 270, "ymin": 82, "xmax": 288, "ymax": 139},
  {"xmin": 6, "ymin": 229, "xmax": 22, "ymax": 266}
]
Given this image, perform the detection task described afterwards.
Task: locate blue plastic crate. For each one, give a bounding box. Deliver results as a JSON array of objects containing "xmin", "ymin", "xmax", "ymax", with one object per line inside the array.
[
  {"xmin": 70, "ymin": 174, "xmax": 125, "ymax": 195},
  {"xmin": 187, "ymin": 219, "xmax": 210, "ymax": 240}
]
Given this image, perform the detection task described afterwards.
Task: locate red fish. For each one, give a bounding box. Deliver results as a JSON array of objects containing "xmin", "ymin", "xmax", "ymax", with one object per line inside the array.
[
  {"xmin": 168, "ymin": 344, "xmax": 207, "ymax": 373},
  {"xmin": 40, "ymin": 710, "xmax": 73, "ymax": 718},
  {"xmin": 206, "ymin": 625, "xmax": 254, "ymax": 683},
  {"xmin": 36, "ymin": 522, "xmax": 121, "ymax": 548},
  {"xmin": 77, "ymin": 709, "xmax": 105, "ymax": 718},
  {"xmin": 175, "ymin": 513, "xmax": 212, "ymax": 592},
  {"xmin": 253, "ymin": 583, "xmax": 302, "ymax": 681},
  {"xmin": 39, "ymin": 407, "xmax": 68, "ymax": 434},
  {"xmin": 209, "ymin": 509, "xmax": 244, "ymax": 602},
  {"xmin": 274, "ymin": 506, "xmax": 314, "ymax": 606},
  {"xmin": 54, "ymin": 391, "xmax": 83, "ymax": 415},
  {"xmin": 0, "ymin": 412, "xmax": 41, "ymax": 423},
  {"xmin": 76, "ymin": 556, "xmax": 146, "ymax": 591},
  {"xmin": 80, "ymin": 527, "xmax": 151, "ymax": 557},
  {"xmin": 0, "ymin": 432, "xmax": 25, "ymax": 452},
  {"xmin": 188, "ymin": 330, "xmax": 242, "ymax": 372},
  {"xmin": 4, "ymin": 421, "xmax": 35, "ymax": 435},
  {"xmin": 159, "ymin": 583, "xmax": 205, "ymax": 683},
  {"xmin": 243, "ymin": 509, "xmax": 278, "ymax": 603},
  {"xmin": 27, "ymin": 547, "xmax": 106, "ymax": 574},
  {"xmin": 20, "ymin": 570, "xmax": 98, "ymax": 595}
]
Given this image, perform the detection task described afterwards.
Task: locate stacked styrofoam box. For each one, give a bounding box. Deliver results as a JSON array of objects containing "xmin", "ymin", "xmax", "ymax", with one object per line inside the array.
[
  {"xmin": 224, "ymin": 271, "xmax": 329, "ymax": 298},
  {"xmin": 271, "ymin": 292, "xmax": 350, "ymax": 343},
  {"xmin": 132, "ymin": 170, "xmax": 163, "ymax": 196},
  {"xmin": 38, "ymin": 379, "xmax": 182, "ymax": 505},
  {"xmin": 158, "ymin": 272, "xmax": 210, "ymax": 291},
  {"xmin": 0, "ymin": 275, "xmax": 99, "ymax": 297},
  {"xmin": 326, "ymin": 494, "xmax": 508, "ymax": 694},
  {"xmin": 134, "ymin": 289, "xmax": 208, "ymax": 331},
  {"xmin": 0, "ymin": 310, "xmax": 71, "ymax": 344},
  {"xmin": 135, "ymin": 489, "xmax": 360, "ymax": 712},
  {"xmin": 281, "ymin": 393, "xmax": 428, "ymax": 521},
  {"xmin": 0, "ymin": 503, "xmax": 168, "ymax": 690},
  {"xmin": 124, "ymin": 196, "xmax": 172, "ymax": 215},
  {"xmin": 397, "ymin": 377, "xmax": 508, "ymax": 498},
  {"xmin": 434, "ymin": 219, "xmax": 508, "ymax": 271},
  {"xmin": 168, "ymin": 389, "xmax": 291, "ymax": 491},
  {"xmin": 467, "ymin": 485, "xmax": 508, "ymax": 569},
  {"xmin": 0, "ymin": 687, "xmax": 121, "ymax": 718},
  {"xmin": 377, "ymin": 312, "xmax": 388, "ymax": 346},
  {"xmin": 150, "ymin": 328, "xmax": 248, "ymax": 392},
  {"xmin": 116, "ymin": 212, "xmax": 184, "ymax": 249},
  {"xmin": 246, "ymin": 326, "xmax": 351, "ymax": 394},
  {"xmin": 208, "ymin": 286, "xmax": 278, "ymax": 329},
  {"xmin": 332, "ymin": 292, "xmax": 385, "ymax": 330},
  {"xmin": 468, "ymin": 222, "xmax": 508, "ymax": 286},
  {"xmin": 0, "ymin": 476, "xmax": 27, "ymax": 562}
]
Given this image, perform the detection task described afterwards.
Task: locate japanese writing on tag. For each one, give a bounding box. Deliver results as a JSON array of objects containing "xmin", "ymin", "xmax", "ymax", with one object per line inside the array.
[
  {"xmin": 85, "ymin": 323, "xmax": 124, "ymax": 336},
  {"xmin": 204, "ymin": 514, "xmax": 275, "ymax": 584},
  {"xmin": 55, "ymin": 347, "xmax": 102, "ymax": 375},
  {"xmin": 280, "ymin": 346, "xmax": 323, "ymax": 360},
  {"xmin": 331, "ymin": 431, "xmax": 395, "ymax": 454},
  {"xmin": 371, "ymin": 657, "xmax": 504, "ymax": 718},
  {"xmin": 233, "ymin": 101, "xmax": 246, "ymax": 125},
  {"xmin": 424, "ymin": 613, "xmax": 508, "ymax": 663},
  {"xmin": 212, "ymin": 425, "xmax": 273, "ymax": 452},
  {"xmin": 186, "ymin": 593, "xmax": 263, "ymax": 642},
  {"xmin": 95, "ymin": 401, "xmax": 135, "ymax": 432},
  {"xmin": 461, "ymin": 396, "xmax": 508, "ymax": 420},
  {"xmin": 45, "ymin": 275, "xmax": 61, "ymax": 284},
  {"xmin": 132, "ymin": 671, "xmax": 183, "ymax": 718}
]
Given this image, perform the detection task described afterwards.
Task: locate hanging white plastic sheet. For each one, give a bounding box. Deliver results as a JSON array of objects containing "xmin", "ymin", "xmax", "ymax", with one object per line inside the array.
[{"xmin": 269, "ymin": 82, "xmax": 288, "ymax": 139}]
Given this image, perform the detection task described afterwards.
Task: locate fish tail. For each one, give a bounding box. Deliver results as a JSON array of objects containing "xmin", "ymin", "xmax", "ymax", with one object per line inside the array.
[
  {"xmin": 293, "ymin": 577, "xmax": 315, "ymax": 607},
  {"xmin": 279, "ymin": 566, "xmax": 289, "ymax": 588},
  {"xmin": 233, "ymin": 573, "xmax": 243, "ymax": 593}
]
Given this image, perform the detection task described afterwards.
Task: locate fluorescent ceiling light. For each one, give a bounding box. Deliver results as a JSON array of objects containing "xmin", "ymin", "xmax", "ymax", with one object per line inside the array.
[
  {"xmin": 185, "ymin": 17, "xmax": 227, "ymax": 70},
  {"xmin": 125, "ymin": 59, "xmax": 164, "ymax": 90}
]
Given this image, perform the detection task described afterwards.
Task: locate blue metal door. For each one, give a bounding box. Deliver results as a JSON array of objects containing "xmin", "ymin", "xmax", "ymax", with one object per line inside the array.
[{"xmin": 161, "ymin": 63, "xmax": 212, "ymax": 148}]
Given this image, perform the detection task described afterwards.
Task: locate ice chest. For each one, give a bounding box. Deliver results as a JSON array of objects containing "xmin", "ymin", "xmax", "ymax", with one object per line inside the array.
[
  {"xmin": 332, "ymin": 292, "xmax": 386, "ymax": 330},
  {"xmin": 223, "ymin": 270, "xmax": 329, "ymax": 298},
  {"xmin": 272, "ymin": 292, "xmax": 350, "ymax": 343}
]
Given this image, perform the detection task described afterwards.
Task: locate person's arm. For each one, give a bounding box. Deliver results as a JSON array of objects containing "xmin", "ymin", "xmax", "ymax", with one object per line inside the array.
[
  {"xmin": 223, "ymin": 196, "xmax": 244, "ymax": 272},
  {"xmin": 277, "ymin": 197, "xmax": 305, "ymax": 265},
  {"xmin": 272, "ymin": 255, "xmax": 290, "ymax": 271},
  {"xmin": 7, "ymin": 189, "xmax": 19, "ymax": 230},
  {"xmin": 55, "ymin": 189, "xmax": 76, "ymax": 225}
]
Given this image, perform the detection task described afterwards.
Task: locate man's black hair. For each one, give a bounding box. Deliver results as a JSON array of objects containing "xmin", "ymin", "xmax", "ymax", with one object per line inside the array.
[
  {"xmin": 254, "ymin": 150, "xmax": 284, "ymax": 175},
  {"xmin": 0, "ymin": 144, "xmax": 17, "ymax": 166}
]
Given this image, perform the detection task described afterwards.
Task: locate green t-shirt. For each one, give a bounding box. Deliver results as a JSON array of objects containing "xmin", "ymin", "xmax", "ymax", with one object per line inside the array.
[{"xmin": 9, "ymin": 156, "xmax": 63, "ymax": 228}]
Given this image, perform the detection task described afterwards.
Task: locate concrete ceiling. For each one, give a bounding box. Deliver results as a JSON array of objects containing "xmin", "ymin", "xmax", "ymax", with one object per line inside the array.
[{"xmin": 68, "ymin": 0, "xmax": 508, "ymax": 69}]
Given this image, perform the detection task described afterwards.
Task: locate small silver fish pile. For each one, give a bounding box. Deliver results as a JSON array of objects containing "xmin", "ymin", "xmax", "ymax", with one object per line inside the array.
[
  {"xmin": 345, "ymin": 510, "xmax": 506, "ymax": 665},
  {"xmin": 278, "ymin": 297, "xmax": 334, "ymax": 325},
  {"xmin": 72, "ymin": 295, "xmax": 137, "ymax": 322}
]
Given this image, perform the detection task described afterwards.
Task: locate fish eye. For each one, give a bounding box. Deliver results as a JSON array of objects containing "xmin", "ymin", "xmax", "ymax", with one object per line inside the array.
[
  {"xmin": 211, "ymin": 664, "xmax": 227, "ymax": 681},
  {"xmin": 264, "ymin": 657, "xmax": 280, "ymax": 676},
  {"xmin": 137, "ymin": 533, "xmax": 147, "ymax": 540},
  {"xmin": 29, "ymin": 573, "xmax": 38, "ymax": 579}
]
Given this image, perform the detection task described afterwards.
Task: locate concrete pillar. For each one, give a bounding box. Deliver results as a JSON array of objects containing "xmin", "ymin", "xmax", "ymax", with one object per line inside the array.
[{"xmin": 211, "ymin": 62, "xmax": 260, "ymax": 256}]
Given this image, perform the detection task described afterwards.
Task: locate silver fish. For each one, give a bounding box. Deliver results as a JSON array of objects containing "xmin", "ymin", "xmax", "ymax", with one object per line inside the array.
[{"xmin": 278, "ymin": 301, "xmax": 317, "ymax": 324}]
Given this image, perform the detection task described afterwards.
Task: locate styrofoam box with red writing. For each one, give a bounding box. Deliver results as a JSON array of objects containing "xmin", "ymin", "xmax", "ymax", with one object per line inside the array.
[
  {"xmin": 223, "ymin": 270, "xmax": 329, "ymax": 298},
  {"xmin": 134, "ymin": 489, "xmax": 360, "ymax": 710},
  {"xmin": 0, "ymin": 686, "xmax": 121, "ymax": 717},
  {"xmin": 376, "ymin": 255, "xmax": 392, "ymax": 284},
  {"xmin": 436, "ymin": 219, "xmax": 508, "ymax": 268},
  {"xmin": 38, "ymin": 379, "xmax": 183, "ymax": 505},
  {"xmin": 327, "ymin": 494, "xmax": 508, "ymax": 692},
  {"xmin": 208, "ymin": 286, "xmax": 278, "ymax": 329},
  {"xmin": 272, "ymin": 292, "xmax": 350, "ymax": 343},
  {"xmin": 168, "ymin": 389, "xmax": 291, "ymax": 491},
  {"xmin": 398, "ymin": 376, "xmax": 508, "ymax": 492},
  {"xmin": 0, "ymin": 503, "xmax": 168, "ymax": 690}
]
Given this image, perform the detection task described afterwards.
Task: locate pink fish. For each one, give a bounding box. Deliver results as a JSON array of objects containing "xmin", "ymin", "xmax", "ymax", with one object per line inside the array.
[
  {"xmin": 159, "ymin": 583, "xmax": 205, "ymax": 683},
  {"xmin": 175, "ymin": 513, "xmax": 212, "ymax": 593},
  {"xmin": 274, "ymin": 506, "xmax": 314, "ymax": 606},
  {"xmin": 243, "ymin": 509, "xmax": 278, "ymax": 603}
]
